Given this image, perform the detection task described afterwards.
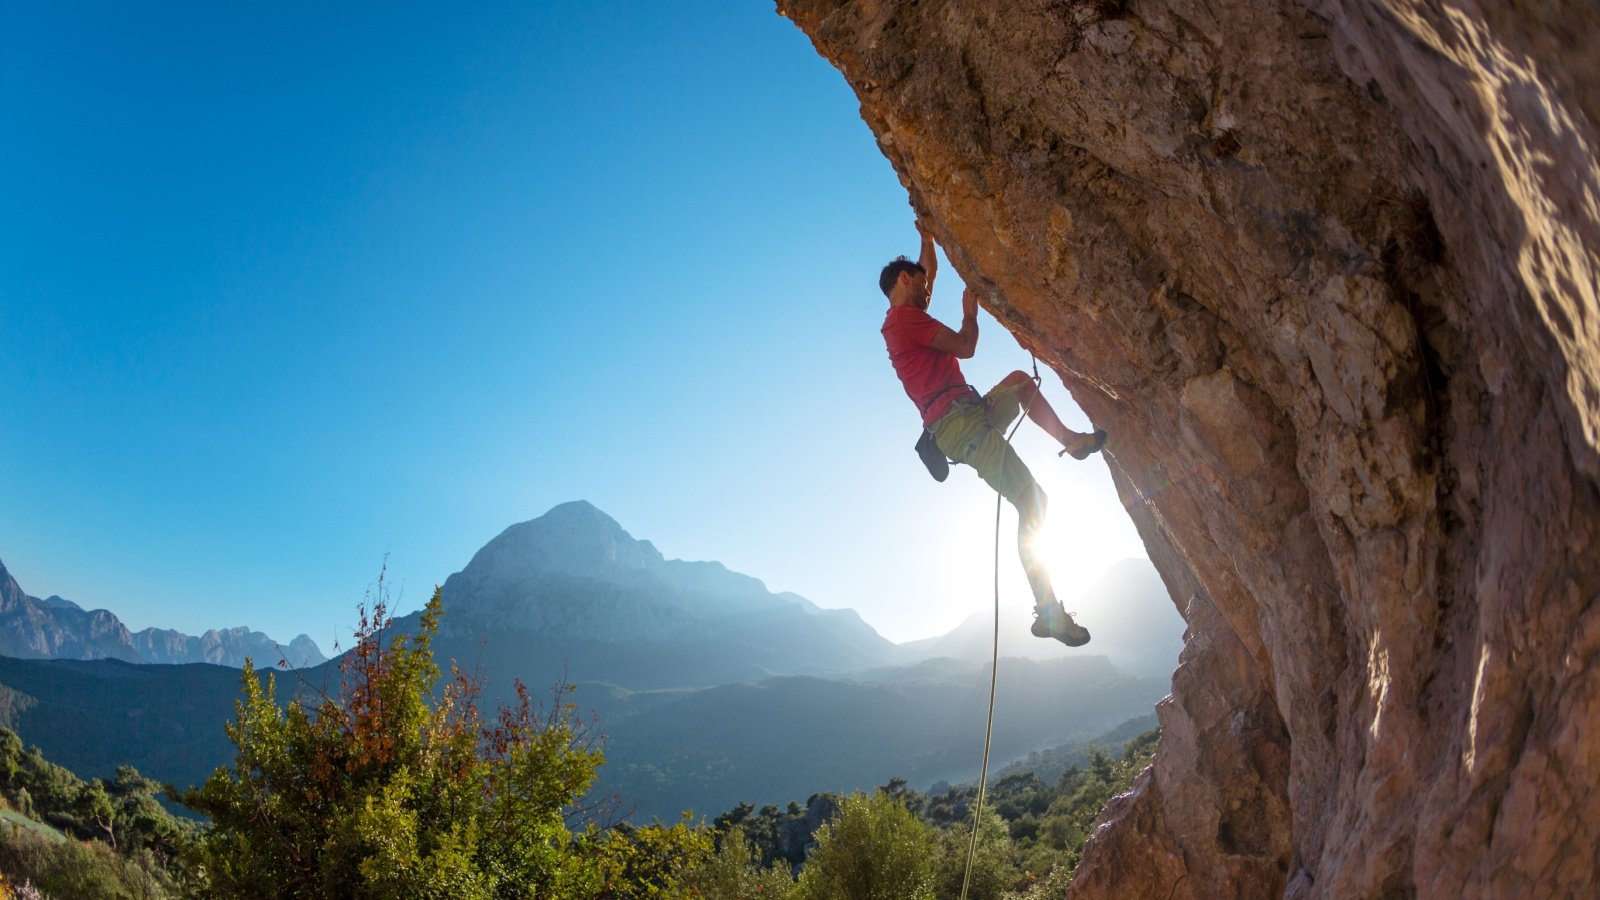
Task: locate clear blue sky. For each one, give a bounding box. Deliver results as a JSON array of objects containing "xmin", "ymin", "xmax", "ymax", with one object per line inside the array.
[{"xmin": 0, "ymin": 0, "xmax": 1145, "ymax": 650}]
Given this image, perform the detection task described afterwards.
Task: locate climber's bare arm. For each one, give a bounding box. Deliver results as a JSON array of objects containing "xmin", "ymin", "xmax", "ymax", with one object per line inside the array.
[
  {"xmin": 929, "ymin": 285, "xmax": 979, "ymax": 359},
  {"xmin": 916, "ymin": 220, "xmax": 938, "ymax": 291}
]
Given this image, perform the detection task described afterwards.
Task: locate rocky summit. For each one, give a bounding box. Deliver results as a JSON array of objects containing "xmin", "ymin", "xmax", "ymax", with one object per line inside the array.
[
  {"xmin": 408, "ymin": 500, "xmax": 899, "ymax": 690},
  {"xmin": 779, "ymin": 1, "xmax": 1600, "ymax": 897}
]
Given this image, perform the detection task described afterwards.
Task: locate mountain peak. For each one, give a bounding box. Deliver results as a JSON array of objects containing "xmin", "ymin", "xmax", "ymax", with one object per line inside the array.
[
  {"xmin": 543, "ymin": 499, "xmax": 604, "ymax": 519},
  {"xmin": 39, "ymin": 595, "xmax": 83, "ymax": 612},
  {"xmin": 428, "ymin": 504, "xmax": 895, "ymax": 670},
  {"xmin": 0, "ymin": 558, "xmax": 26, "ymax": 611},
  {"xmin": 460, "ymin": 501, "xmax": 665, "ymax": 581}
]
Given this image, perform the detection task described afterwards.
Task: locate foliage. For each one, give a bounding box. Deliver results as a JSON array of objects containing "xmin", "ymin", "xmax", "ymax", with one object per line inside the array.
[
  {"xmin": 589, "ymin": 818, "xmax": 715, "ymax": 899},
  {"xmin": 177, "ymin": 582, "xmax": 709, "ymax": 898},
  {"xmin": 668, "ymin": 824, "xmax": 795, "ymax": 899},
  {"xmin": 0, "ymin": 725, "xmax": 192, "ymax": 896},
  {"xmin": 792, "ymin": 790, "xmax": 937, "ymax": 900},
  {"xmin": 0, "ymin": 726, "xmax": 191, "ymax": 860},
  {"xmin": 933, "ymin": 806, "xmax": 1013, "ymax": 900},
  {"xmin": 710, "ymin": 794, "xmax": 835, "ymax": 874},
  {"xmin": 1012, "ymin": 729, "xmax": 1157, "ymax": 878},
  {"xmin": 0, "ymin": 826, "xmax": 174, "ymax": 899},
  {"xmin": 709, "ymin": 729, "xmax": 1159, "ymax": 899}
]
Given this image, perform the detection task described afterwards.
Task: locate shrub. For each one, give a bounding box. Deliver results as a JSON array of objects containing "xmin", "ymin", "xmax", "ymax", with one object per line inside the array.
[
  {"xmin": 793, "ymin": 790, "xmax": 936, "ymax": 900},
  {"xmin": 670, "ymin": 828, "xmax": 795, "ymax": 899},
  {"xmin": 178, "ymin": 583, "xmax": 708, "ymax": 898},
  {"xmin": 0, "ymin": 827, "xmax": 171, "ymax": 900},
  {"xmin": 934, "ymin": 805, "xmax": 1018, "ymax": 900}
]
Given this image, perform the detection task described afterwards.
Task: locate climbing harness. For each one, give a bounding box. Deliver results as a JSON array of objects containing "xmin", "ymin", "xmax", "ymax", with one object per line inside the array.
[
  {"xmin": 958, "ymin": 357, "xmax": 1043, "ymax": 900},
  {"xmin": 917, "ymin": 359, "xmax": 1057, "ymax": 482},
  {"xmin": 913, "ymin": 383, "xmax": 982, "ymax": 482}
]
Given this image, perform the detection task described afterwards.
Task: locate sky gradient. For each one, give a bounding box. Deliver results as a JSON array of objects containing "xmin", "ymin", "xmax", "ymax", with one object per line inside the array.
[{"xmin": 0, "ymin": 1, "xmax": 1147, "ymax": 650}]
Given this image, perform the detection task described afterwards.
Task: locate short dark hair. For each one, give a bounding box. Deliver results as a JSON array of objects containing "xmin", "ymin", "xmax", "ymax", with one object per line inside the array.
[{"xmin": 879, "ymin": 256, "xmax": 924, "ymax": 298}]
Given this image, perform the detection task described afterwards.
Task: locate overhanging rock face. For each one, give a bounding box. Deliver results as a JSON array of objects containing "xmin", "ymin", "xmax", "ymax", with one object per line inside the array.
[{"xmin": 776, "ymin": 1, "xmax": 1600, "ymax": 896}]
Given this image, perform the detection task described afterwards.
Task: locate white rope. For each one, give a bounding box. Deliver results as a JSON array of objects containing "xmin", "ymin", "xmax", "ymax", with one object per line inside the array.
[{"xmin": 959, "ymin": 367, "xmax": 1038, "ymax": 900}]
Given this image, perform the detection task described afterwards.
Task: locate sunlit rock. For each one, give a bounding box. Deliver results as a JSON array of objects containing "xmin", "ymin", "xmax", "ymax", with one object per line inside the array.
[{"xmin": 779, "ymin": 0, "xmax": 1600, "ymax": 895}]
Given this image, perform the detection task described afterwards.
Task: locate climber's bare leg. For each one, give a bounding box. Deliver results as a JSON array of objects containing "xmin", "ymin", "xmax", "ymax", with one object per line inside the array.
[
  {"xmin": 1014, "ymin": 482, "xmax": 1053, "ymax": 608},
  {"xmin": 993, "ymin": 370, "xmax": 1092, "ymax": 454}
]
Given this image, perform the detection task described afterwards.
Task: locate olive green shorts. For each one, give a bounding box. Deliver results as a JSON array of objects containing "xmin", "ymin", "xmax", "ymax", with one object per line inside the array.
[{"xmin": 930, "ymin": 383, "xmax": 1039, "ymax": 508}]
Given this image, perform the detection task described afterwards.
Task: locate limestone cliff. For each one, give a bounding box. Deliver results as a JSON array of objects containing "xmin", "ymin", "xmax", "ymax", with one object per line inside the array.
[{"xmin": 777, "ymin": 1, "xmax": 1600, "ymax": 897}]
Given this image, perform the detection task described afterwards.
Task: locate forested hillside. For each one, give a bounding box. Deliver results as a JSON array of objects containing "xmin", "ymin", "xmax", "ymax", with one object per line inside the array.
[{"xmin": 0, "ymin": 726, "xmax": 193, "ymax": 898}]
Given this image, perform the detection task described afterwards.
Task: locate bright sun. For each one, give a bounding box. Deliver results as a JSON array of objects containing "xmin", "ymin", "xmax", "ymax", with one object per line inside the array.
[
  {"xmin": 1025, "ymin": 463, "xmax": 1147, "ymax": 620},
  {"xmin": 934, "ymin": 429, "xmax": 1148, "ymax": 633}
]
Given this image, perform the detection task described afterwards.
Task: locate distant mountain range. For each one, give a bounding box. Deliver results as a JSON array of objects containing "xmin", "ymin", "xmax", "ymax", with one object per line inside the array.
[
  {"xmin": 0, "ymin": 558, "xmax": 325, "ymax": 668},
  {"xmin": 0, "ymin": 501, "xmax": 1180, "ymax": 820}
]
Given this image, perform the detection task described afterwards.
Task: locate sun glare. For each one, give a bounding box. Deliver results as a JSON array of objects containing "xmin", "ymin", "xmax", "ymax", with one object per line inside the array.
[{"xmin": 1027, "ymin": 468, "xmax": 1146, "ymax": 620}]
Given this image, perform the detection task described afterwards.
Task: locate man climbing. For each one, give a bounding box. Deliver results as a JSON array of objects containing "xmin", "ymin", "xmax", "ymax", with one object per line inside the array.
[{"xmin": 880, "ymin": 223, "xmax": 1106, "ymax": 646}]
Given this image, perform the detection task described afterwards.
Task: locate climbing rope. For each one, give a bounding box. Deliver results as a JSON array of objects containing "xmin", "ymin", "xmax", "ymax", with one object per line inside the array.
[{"xmin": 959, "ymin": 358, "xmax": 1042, "ymax": 900}]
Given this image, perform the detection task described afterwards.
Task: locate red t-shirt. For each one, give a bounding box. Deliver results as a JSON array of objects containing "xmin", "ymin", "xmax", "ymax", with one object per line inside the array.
[{"xmin": 882, "ymin": 305, "xmax": 970, "ymax": 427}]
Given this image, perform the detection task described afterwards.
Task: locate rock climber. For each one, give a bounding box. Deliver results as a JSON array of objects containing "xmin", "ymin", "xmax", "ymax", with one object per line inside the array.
[{"xmin": 879, "ymin": 222, "xmax": 1106, "ymax": 646}]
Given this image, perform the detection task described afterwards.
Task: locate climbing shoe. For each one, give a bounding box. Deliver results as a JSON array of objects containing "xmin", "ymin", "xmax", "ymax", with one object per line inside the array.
[
  {"xmin": 1030, "ymin": 599, "xmax": 1091, "ymax": 646},
  {"xmin": 1063, "ymin": 429, "xmax": 1108, "ymax": 460}
]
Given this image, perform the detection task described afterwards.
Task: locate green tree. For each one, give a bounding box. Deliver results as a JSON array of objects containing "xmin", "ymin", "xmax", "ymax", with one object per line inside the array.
[
  {"xmin": 589, "ymin": 817, "xmax": 714, "ymax": 899},
  {"xmin": 0, "ymin": 728, "xmax": 22, "ymax": 785},
  {"xmin": 793, "ymin": 790, "xmax": 936, "ymax": 900},
  {"xmin": 108, "ymin": 765, "xmax": 189, "ymax": 863},
  {"xmin": 670, "ymin": 827, "xmax": 795, "ymax": 899},
  {"xmin": 75, "ymin": 779, "xmax": 116, "ymax": 849},
  {"xmin": 178, "ymin": 584, "xmax": 708, "ymax": 898},
  {"xmin": 934, "ymin": 805, "xmax": 1018, "ymax": 900},
  {"xmin": 0, "ymin": 725, "xmax": 191, "ymax": 892}
]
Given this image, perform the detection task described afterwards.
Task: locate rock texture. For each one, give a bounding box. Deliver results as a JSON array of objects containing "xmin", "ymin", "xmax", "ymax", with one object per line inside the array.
[{"xmin": 778, "ymin": 1, "xmax": 1599, "ymax": 897}]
